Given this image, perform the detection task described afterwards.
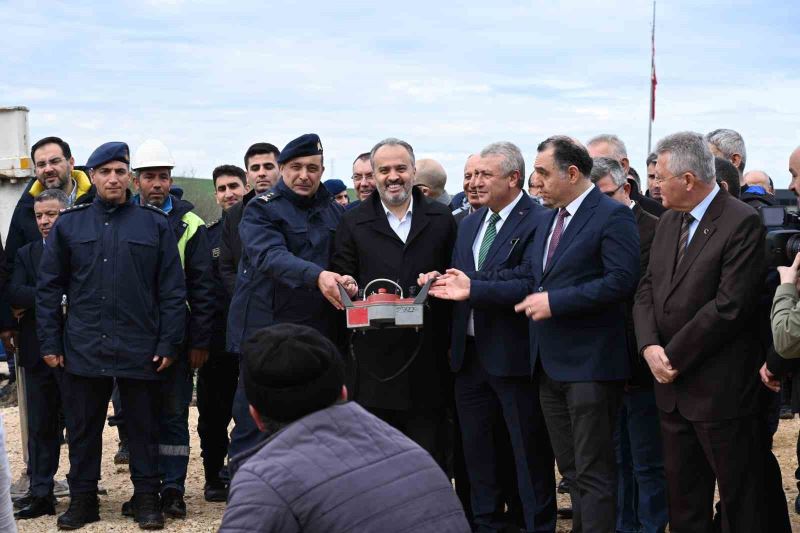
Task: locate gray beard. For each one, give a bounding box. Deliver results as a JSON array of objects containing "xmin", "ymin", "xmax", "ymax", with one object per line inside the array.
[{"xmin": 381, "ymin": 186, "xmax": 410, "ymax": 206}]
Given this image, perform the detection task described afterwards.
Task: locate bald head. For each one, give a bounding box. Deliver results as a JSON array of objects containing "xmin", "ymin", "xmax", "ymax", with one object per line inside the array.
[
  {"xmin": 415, "ymin": 159, "xmax": 447, "ymax": 199},
  {"xmin": 587, "ymin": 134, "xmax": 630, "ymax": 174},
  {"xmin": 743, "ymin": 170, "xmax": 772, "ymax": 193}
]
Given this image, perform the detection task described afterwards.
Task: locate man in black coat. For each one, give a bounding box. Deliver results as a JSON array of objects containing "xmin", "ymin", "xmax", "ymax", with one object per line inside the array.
[
  {"xmin": 197, "ymin": 165, "xmax": 248, "ymax": 502},
  {"xmin": 218, "ymin": 143, "xmax": 280, "ymax": 296},
  {"xmin": 7, "ymin": 190, "xmax": 68, "ymax": 519},
  {"xmin": 1, "ymin": 136, "xmax": 96, "ymax": 383},
  {"xmin": 330, "ymin": 138, "xmax": 456, "ymax": 464}
]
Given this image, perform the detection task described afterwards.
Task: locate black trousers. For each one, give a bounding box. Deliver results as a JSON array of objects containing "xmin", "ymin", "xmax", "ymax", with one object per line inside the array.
[
  {"xmin": 538, "ymin": 371, "xmax": 623, "ymax": 533},
  {"xmin": 660, "ymin": 409, "xmax": 764, "ymax": 533},
  {"xmin": 456, "ymin": 344, "xmax": 554, "ymax": 532},
  {"xmin": 25, "ymin": 363, "xmax": 63, "ymax": 497},
  {"xmin": 61, "ymin": 372, "xmax": 161, "ymax": 494},
  {"xmin": 367, "ymin": 406, "xmax": 445, "ymax": 467},
  {"xmin": 196, "ymin": 354, "xmax": 239, "ymax": 482}
]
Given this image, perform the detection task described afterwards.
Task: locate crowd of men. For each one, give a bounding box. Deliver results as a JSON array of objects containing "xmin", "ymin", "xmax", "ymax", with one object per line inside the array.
[{"xmin": 0, "ymin": 128, "xmax": 799, "ymax": 532}]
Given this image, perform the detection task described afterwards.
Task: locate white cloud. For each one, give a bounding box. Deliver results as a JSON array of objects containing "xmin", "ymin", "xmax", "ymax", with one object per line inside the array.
[{"xmin": 1, "ymin": 0, "xmax": 798, "ymax": 191}]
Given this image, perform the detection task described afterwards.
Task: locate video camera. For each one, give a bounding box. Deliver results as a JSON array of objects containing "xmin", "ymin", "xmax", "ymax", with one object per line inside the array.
[{"xmin": 761, "ymin": 206, "xmax": 800, "ymax": 267}]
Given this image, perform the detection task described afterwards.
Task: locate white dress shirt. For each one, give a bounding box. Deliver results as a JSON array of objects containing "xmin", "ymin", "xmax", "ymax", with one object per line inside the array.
[
  {"xmin": 686, "ymin": 183, "xmax": 719, "ymax": 245},
  {"xmin": 467, "ymin": 191, "xmax": 524, "ymax": 336},
  {"xmin": 543, "ymin": 183, "xmax": 594, "ymax": 270},
  {"xmin": 382, "ymin": 195, "xmax": 414, "ymax": 243}
]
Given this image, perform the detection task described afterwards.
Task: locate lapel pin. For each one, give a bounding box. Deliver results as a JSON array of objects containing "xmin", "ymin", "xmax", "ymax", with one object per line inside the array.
[{"xmin": 703, "ymin": 228, "xmax": 709, "ymax": 235}]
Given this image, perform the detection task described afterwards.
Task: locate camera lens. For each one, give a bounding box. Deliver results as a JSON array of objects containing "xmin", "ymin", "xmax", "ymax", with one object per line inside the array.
[{"xmin": 786, "ymin": 234, "xmax": 800, "ymax": 263}]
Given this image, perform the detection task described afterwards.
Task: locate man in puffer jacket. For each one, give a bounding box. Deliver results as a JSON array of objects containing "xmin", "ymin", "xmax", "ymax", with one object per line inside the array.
[{"xmin": 220, "ymin": 323, "xmax": 470, "ymax": 533}]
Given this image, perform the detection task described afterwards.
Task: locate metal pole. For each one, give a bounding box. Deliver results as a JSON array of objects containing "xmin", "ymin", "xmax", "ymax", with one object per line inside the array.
[
  {"xmin": 16, "ymin": 365, "xmax": 28, "ymax": 465},
  {"xmin": 647, "ymin": 0, "xmax": 657, "ymax": 154}
]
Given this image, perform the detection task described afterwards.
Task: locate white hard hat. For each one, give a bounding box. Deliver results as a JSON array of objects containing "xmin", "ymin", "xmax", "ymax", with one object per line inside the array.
[{"xmin": 131, "ymin": 139, "xmax": 175, "ymax": 170}]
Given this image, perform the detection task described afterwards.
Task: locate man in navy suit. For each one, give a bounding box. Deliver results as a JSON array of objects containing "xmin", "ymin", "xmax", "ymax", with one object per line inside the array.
[
  {"xmin": 512, "ymin": 136, "xmax": 640, "ymax": 532},
  {"xmin": 423, "ymin": 142, "xmax": 556, "ymax": 532}
]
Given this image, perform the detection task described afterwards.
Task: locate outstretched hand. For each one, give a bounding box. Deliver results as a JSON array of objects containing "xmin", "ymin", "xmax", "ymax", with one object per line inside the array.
[{"xmin": 428, "ymin": 269, "xmax": 471, "ymax": 301}]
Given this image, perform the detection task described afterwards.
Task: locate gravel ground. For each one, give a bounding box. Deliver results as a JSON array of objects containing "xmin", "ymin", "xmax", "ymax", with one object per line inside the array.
[
  {"xmin": 4, "ymin": 403, "xmax": 225, "ymax": 532},
  {"xmin": 3, "ymin": 402, "xmax": 800, "ymax": 532}
]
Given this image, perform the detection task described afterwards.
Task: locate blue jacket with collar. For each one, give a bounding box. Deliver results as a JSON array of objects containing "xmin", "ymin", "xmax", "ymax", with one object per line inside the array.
[
  {"xmin": 36, "ymin": 195, "xmax": 187, "ymax": 380},
  {"xmin": 226, "ymin": 179, "xmax": 343, "ymax": 353}
]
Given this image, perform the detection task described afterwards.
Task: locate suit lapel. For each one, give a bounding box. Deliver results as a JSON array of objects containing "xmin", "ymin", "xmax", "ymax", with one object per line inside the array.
[
  {"xmin": 534, "ymin": 209, "xmax": 557, "ymax": 277},
  {"xmin": 461, "ymin": 207, "xmax": 487, "ymax": 270},
  {"xmin": 482, "ymin": 196, "xmax": 531, "ymax": 269},
  {"xmin": 404, "ymin": 206, "xmax": 430, "ymax": 250},
  {"xmin": 542, "ymin": 187, "xmax": 599, "ymax": 279},
  {"xmin": 668, "ymin": 190, "xmax": 725, "ymax": 293},
  {"xmin": 32, "ymin": 239, "xmax": 44, "ymax": 268},
  {"xmin": 663, "ymin": 213, "xmax": 682, "ymax": 283}
]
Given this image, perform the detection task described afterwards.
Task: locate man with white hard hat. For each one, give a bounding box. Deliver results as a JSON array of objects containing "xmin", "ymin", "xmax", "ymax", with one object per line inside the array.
[{"xmin": 121, "ymin": 139, "xmax": 216, "ymax": 521}]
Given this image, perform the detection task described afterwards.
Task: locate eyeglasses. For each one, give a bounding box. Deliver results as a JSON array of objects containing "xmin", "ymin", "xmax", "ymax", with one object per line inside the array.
[
  {"xmin": 35, "ymin": 157, "xmax": 65, "ymax": 169},
  {"xmin": 603, "ymin": 184, "xmax": 624, "ymax": 197},
  {"xmin": 653, "ymin": 172, "xmax": 687, "ymax": 185},
  {"xmin": 352, "ymin": 173, "xmax": 373, "ymax": 182}
]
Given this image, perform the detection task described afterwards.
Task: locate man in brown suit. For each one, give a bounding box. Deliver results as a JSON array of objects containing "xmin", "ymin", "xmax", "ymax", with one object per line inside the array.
[{"xmin": 634, "ymin": 132, "xmax": 766, "ymax": 532}]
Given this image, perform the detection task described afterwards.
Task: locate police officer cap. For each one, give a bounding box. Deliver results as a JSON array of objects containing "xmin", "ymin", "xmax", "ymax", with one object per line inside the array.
[
  {"xmin": 242, "ymin": 324, "xmax": 344, "ymax": 422},
  {"xmin": 323, "ymin": 179, "xmax": 347, "ymax": 196},
  {"xmin": 277, "ymin": 133, "xmax": 323, "ymax": 165},
  {"xmin": 86, "ymin": 142, "xmax": 130, "ymax": 169}
]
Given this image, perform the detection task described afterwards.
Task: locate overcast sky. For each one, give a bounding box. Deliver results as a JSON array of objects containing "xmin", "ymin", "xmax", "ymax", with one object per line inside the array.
[{"xmin": 2, "ymin": 0, "xmax": 798, "ymax": 193}]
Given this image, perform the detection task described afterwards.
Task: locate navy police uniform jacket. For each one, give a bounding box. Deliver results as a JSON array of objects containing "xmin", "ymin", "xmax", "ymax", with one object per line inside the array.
[
  {"xmin": 36, "ymin": 195, "xmax": 187, "ymax": 380},
  {"xmin": 226, "ymin": 179, "xmax": 343, "ymax": 353},
  {"xmin": 206, "ymin": 217, "xmax": 229, "ymax": 355},
  {"xmin": 1, "ymin": 171, "xmax": 95, "ymax": 330},
  {"xmin": 7, "ymin": 240, "xmax": 45, "ymax": 368}
]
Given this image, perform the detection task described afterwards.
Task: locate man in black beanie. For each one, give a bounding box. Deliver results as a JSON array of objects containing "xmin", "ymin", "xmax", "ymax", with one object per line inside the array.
[{"xmin": 220, "ymin": 324, "xmax": 470, "ymax": 533}]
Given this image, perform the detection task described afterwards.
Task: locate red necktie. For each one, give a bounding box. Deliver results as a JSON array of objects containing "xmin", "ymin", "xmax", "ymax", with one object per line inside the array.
[{"xmin": 545, "ymin": 208, "xmax": 569, "ymax": 269}]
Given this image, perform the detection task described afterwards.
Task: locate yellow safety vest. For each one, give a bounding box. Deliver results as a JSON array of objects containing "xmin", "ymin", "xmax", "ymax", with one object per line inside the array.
[{"xmin": 177, "ymin": 211, "xmax": 205, "ymax": 268}]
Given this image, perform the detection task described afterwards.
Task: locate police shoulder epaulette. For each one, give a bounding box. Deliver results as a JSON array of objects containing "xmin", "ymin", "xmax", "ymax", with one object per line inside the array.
[
  {"xmin": 141, "ymin": 204, "xmax": 168, "ymax": 216},
  {"xmin": 59, "ymin": 203, "xmax": 91, "ymax": 215},
  {"xmin": 206, "ymin": 218, "xmax": 221, "ymax": 228},
  {"xmin": 259, "ymin": 191, "xmax": 279, "ymax": 204}
]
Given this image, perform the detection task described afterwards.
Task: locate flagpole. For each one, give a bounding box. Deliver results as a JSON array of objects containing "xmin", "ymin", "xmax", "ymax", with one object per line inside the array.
[{"xmin": 647, "ymin": 0, "xmax": 657, "ymax": 154}]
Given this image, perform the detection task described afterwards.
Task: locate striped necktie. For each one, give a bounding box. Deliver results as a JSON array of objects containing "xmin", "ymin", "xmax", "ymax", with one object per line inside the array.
[
  {"xmin": 545, "ymin": 208, "xmax": 570, "ymax": 269},
  {"xmin": 477, "ymin": 212, "xmax": 501, "ymax": 269},
  {"xmin": 675, "ymin": 212, "xmax": 695, "ymax": 271}
]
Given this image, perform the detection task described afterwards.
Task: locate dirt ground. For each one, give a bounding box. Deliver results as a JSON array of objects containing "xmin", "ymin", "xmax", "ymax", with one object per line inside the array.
[{"xmin": 2, "ymin": 403, "xmax": 800, "ymax": 532}]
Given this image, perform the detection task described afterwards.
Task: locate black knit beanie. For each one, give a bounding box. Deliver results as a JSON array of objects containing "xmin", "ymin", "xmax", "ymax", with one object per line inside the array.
[{"xmin": 242, "ymin": 324, "xmax": 344, "ymax": 422}]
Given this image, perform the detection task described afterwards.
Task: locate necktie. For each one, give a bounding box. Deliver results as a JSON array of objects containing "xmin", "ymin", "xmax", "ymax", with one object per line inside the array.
[
  {"xmin": 545, "ymin": 208, "xmax": 570, "ymax": 269},
  {"xmin": 675, "ymin": 212, "xmax": 695, "ymax": 270},
  {"xmin": 477, "ymin": 212, "xmax": 501, "ymax": 269}
]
